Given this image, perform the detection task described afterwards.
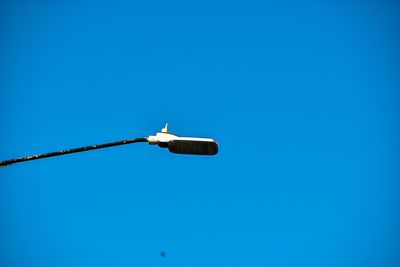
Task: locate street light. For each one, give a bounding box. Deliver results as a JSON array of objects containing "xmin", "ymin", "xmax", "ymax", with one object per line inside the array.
[{"xmin": 0, "ymin": 123, "xmax": 218, "ymax": 167}]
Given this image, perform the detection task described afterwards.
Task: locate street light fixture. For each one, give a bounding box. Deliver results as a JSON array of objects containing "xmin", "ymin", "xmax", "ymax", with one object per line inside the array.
[{"xmin": 0, "ymin": 123, "xmax": 218, "ymax": 167}]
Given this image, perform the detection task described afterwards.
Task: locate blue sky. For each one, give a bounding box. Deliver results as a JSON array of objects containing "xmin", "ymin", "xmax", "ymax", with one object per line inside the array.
[{"xmin": 1, "ymin": 1, "xmax": 399, "ymax": 266}]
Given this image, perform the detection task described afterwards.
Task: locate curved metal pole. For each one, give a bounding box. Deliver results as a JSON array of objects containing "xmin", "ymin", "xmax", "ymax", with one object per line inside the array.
[{"xmin": 0, "ymin": 137, "xmax": 148, "ymax": 167}]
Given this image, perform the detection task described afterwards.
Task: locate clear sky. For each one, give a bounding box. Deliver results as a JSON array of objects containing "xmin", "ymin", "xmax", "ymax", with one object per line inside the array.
[{"xmin": 1, "ymin": 1, "xmax": 399, "ymax": 266}]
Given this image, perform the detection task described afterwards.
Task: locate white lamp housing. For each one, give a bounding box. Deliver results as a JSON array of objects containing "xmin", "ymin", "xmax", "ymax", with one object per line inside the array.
[{"xmin": 147, "ymin": 123, "xmax": 218, "ymax": 155}]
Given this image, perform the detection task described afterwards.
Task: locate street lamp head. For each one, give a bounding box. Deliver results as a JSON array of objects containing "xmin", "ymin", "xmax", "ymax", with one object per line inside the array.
[{"xmin": 147, "ymin": 123, "xmax": 218, "ymax": 156}]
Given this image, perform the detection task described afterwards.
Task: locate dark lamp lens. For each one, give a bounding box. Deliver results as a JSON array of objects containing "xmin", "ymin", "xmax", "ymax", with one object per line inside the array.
[{"xmin": 168, "ymin": 140, "xmax": 218, "ymax": 155}]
